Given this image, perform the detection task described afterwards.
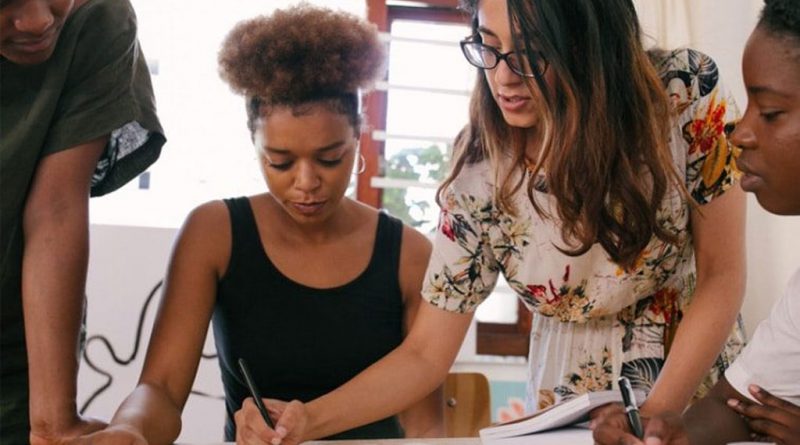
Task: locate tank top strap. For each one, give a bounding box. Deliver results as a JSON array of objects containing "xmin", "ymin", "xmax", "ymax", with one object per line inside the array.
[
  {"xmin": 368, "ymin": 211, "xmax": 403, "ymax": 287},
  {"xmin": 222, "ymin": 197, "xmax": 263, "ymax": 278}
]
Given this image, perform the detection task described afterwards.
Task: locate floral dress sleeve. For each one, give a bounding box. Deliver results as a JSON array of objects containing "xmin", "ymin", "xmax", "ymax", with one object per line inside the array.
[
  {"xmin": 421, "ymin": 172, "xmax": 501, "ymax": 313},
  {"xmin": 663, "ymin": 48, "xmax": 741, "ymax": 203}
]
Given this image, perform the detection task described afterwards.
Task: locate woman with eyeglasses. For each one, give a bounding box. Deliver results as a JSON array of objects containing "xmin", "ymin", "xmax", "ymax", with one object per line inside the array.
[
  {"xmin": 227, "ymin": 1, "xmax": 747, "ymax": 444},
  {"xmin": 437, "ymin": 0, "xmax": 747, "ymax": 417}
]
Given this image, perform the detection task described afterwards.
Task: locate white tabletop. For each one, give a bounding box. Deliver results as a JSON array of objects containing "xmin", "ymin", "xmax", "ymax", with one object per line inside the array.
[
  {"xmin": 181, "ymin": 427, "xmax": 593, "ymax": 444},
  {"xmin": 302, "ymin": 427, "xmax": 593, "ymax": 444}
]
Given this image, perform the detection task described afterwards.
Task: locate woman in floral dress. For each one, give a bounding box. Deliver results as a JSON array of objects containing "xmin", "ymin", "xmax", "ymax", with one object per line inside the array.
[
  {"xmin": 424, "ymin": 0, "xmax": 747, "ymax": 417},
  {"xmin": 229, "ymin": 1, "xmax": 748, "ymax": 443}
]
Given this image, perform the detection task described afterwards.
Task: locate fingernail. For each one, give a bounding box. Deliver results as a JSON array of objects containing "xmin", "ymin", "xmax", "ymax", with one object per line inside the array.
[
  {"xmin": 270, "ymin": 439, "xmax": 282, "ymax": 445},
  {"xmin": 727, "ymin": 398, "xmax": 739, "ymax": 407},
  {"xmin": 645, "ymin": 438, "xmax": 662, "ymax": 445},
  {"xmin": 276, "ymin": 426, "xmax": 287, "ymax": 437},
  {"xmin": 588, "ymin": 419, "xmax": 596, "ymax": 429}
]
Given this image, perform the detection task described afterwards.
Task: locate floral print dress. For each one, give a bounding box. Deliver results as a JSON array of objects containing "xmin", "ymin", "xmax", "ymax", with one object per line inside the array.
[{"xmin": 422, "ymin": 49, "xmax": 746, "ymax": 413}]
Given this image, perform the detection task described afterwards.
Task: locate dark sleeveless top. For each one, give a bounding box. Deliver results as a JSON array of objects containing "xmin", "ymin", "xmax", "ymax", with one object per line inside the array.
[{"xmin": 212, "ymin": 197, "xmax": 405, "ymax": 441}]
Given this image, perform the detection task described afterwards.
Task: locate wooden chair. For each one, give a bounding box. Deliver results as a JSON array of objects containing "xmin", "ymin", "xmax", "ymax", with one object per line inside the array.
[{"xmin": 443, "ymin": 372, "xmax": 491, "ymax": 437}]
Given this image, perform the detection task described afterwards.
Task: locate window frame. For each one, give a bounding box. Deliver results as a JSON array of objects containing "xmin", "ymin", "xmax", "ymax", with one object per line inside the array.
[{"xmin": 361, "ymin": 0, "xmax": 529, "ymax": 357}]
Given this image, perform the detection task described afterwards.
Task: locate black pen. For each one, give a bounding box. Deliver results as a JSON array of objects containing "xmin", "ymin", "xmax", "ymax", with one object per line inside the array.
[
  {"xmin": 238, "ymin": 358, "xmax": 276, "ymax": 429},
  {"xmin": 618, "ymin": 376, "xmax": 644, "ymax": 439}
]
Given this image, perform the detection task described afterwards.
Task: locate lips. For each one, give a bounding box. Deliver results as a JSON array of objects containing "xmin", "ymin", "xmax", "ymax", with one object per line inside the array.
[
  {"xmin": 497, "ymin": 93, "xmax": 531, "ymax": 113},
  {"xmin": 736, "ymin": 159, "xmax": 764, "ymax": 192},
  {"xmin": 10, "ymin": 27, "xmax": 58, "ymax": 54},
  {"xmin": 290, "ymin": 200, "xmax": 326, "ymax": 216}
]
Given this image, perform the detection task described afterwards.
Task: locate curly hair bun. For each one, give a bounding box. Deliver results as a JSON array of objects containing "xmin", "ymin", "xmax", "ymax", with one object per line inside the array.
[
  {"xmin": 218, "ymin": 4, "xmax": 386, "ymax": 104},
  {"xmin": 762, "ymin": 0, "xmax": 800, "ymax": 38}
]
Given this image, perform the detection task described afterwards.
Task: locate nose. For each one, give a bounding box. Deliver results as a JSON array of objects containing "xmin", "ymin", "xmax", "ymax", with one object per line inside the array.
[
  {"xmin": 14, "ymin": 0, "xmax": 55, "ymax": 35},
  {"xmin": 293, "ymin": 160, "xmax": 321, "ymax": 192},
  {"xmin": 491, "ymin": 55, "xmax": 523, "ymax": 86},
  {"xmin": 729, "ymin": 112, "xmax": 756, "ymax": 152}
]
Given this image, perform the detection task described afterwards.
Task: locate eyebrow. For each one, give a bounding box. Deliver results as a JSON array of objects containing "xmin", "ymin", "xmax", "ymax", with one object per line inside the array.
[
  {"xmin": 477, "ymin": 26, "xmax": 498, "ymax": 38},
  {"xmin": 748, "ymin": 85, "xmax": 793, "ymax": 99},
  {"xmin": 264, "ymin": 140, "xmax": 348, "ymax": 155}
]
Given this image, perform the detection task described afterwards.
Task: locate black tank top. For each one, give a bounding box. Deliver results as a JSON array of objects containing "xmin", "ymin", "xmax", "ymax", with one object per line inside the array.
[{"xmin": 213, "ymin": 197, "xmax": 405, "ymax": 441}]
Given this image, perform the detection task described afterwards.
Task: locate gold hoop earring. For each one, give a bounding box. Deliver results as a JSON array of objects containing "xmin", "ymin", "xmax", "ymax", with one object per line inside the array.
[{"xmin": 357, "ymin": 153, "xmax": 366, "ymax": 174}]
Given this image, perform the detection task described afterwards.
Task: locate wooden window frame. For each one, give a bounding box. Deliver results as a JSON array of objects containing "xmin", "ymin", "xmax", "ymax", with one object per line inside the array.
[{"xmin": 361, "ymin": 0, "xmax": 529, "ymax": 358}]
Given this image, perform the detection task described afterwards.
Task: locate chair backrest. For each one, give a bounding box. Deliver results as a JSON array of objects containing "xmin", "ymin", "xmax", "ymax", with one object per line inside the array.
[{"xmin": 443, "ymin": 372, "xmax": 491, "ymax": 437}]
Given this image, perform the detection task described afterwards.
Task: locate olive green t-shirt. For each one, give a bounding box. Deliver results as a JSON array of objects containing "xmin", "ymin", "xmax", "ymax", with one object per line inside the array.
[{"xmin": 0, "ymin": 0, "xmax": 164, "ymax": 438}]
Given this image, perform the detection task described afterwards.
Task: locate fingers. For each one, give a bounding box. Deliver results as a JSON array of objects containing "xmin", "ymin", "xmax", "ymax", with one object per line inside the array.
[
  {"xmin": 642, "ymin": 413, "xmax": 691, "ymax": 445},
  {"xmin": 592, "ymin": 422, "xmax": 645, "ymax": 445},
  {"xmin": 235, "ymin": 398, "xmax": 280, "ymax": 445},
  {"xmin": 592, "ymin": 403, "xmax": 626, "ymax": 420},
  {"xmin": 590, "ymin": 403, "xmax": 628, "ymax": 430},
  {"xmin": 749, "ymin": 385, "xmax": 800, "ymax": 417},
  {"xmin": 271, "ymin": 400, "xmax": 306, "ymax": 445},
  {"xmin": 727, "ymin": 391, "xmax": 800, "ymax": 444}
]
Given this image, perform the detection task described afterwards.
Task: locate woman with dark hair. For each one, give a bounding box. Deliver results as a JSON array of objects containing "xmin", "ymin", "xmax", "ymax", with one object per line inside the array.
[
  {"xmin": 235, "ymin": 1, "xmax": 747, "ymax": 444},
  {"xmin": 70, "ymin": 5, "xmax": 442, "ymax": 444},
  {"xmin": 594, "ymin": 0, "xmax": 800, "ymax": 443},
  {"xmin": 431, "ymin": 0, "xmax": 747, "ymax": 415}
]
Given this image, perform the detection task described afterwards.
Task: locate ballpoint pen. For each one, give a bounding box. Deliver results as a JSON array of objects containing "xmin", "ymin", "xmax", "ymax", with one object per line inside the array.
[
  {"xmin": 238, "ymin": 358, "xmax": 277, "ymax": 429},
  {"xmin": 618, "ymin": 376, "xmax": 644, "ymax": 439}
]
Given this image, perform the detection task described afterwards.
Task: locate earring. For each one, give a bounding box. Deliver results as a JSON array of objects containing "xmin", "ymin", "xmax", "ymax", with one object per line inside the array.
[{"xmin": 357, "ymin": 153, "xmax": 366, "ymax": 174}]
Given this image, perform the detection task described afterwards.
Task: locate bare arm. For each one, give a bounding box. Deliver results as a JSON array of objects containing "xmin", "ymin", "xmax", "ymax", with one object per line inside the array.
[
  {"xmin": 641, "ymin": 186, "xmax": 747, "ymax": 415},
  {"xmin": 682, "ymin": 376, "xmax": 752, "ymax": 444},
  {"xmin": 23, "ymin": 139, "xmax": 106, "ymax": 443},
  {"xmin": 79, "ymin": 201, "xmax": 231, "ymax": 445},
  {"xmin": 396, "ymin": 227, "xmax": 444, "ymax": 438}
]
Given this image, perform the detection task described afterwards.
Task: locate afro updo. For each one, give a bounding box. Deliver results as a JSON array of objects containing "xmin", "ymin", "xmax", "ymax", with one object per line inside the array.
[
  {"xmin": 218, "ymin": 4, "xmax": 385, "ymax": 105},
  {"xmin": 760, "ymin": 0, "xmax": 800, "ymax": 43}
]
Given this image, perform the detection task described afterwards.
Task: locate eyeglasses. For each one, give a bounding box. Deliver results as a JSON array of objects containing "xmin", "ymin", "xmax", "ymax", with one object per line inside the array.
[{"xmin": 459, "ymin": 38, "xmax": 548, "ymax": 78}]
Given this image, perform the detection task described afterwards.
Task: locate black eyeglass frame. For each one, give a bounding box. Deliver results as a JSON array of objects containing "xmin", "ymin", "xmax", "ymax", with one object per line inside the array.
[{"xmin": 459, "ymin": 37, "xmax": 549, "ymax": 79}]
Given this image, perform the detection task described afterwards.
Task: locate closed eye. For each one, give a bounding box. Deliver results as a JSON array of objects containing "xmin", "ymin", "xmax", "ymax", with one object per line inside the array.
[
  {"xmin": 318, "ymin": 158, "xmax": 343, "ymax": 167},
  {"xmin": 761, "ymin": 111, "xmax": 783, "ymax": 122}
]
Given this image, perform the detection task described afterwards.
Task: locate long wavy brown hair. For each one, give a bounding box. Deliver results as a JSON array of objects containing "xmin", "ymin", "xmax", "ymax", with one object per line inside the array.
[{"xmin": 441, "ymin": 0, "xmax": 682, "ymax": 269}]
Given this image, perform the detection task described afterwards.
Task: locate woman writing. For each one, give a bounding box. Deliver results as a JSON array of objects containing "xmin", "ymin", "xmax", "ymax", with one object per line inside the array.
[{"xmin": 74, "ymin": 5, "xmax": 442, "ymax": 444}]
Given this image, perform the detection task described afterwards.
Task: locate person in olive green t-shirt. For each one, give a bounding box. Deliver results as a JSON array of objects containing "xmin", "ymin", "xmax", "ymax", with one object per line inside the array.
[{"xmin": 0, "ymin": 1, "xmax": 165, "ymax": 444}]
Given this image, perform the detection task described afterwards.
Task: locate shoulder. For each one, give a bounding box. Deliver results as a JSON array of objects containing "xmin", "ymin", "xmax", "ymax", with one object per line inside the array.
[
  {"xmin": 68, "ymin": 0, "xmax": 138, "ymax": 43},
  {"xmin": 399, "ymin": 223, "xmax": 432, "ymax": 262},
  {"xmin": 175, "ymin": 200, "xmax": 231, "ymax": 271},
  {"xmin": 651, "ymin": 48, "xmax": 723, "ymax": 105},
  {"xmin": 442, "ymin": 159, "xmax": 495, "ymax": 208},
  {"xmin": 60, "ymin": 0, "xmax": 139, "ymax": 70}
]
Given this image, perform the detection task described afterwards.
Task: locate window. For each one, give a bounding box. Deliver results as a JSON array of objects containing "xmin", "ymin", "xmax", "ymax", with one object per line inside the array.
[{"xmin": 363, "ymin": 0, "xmax": 529, "ymax": 357}]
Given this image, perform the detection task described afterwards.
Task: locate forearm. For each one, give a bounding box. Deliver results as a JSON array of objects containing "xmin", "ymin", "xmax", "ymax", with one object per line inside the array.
[
  {"xmin": 399, "ymin": 386, "xmax": 445, "ymax": 438},
  {"xmin": 305, "ymin": 343, "xmax": 452, "ymax": 440},
  {"xmin": 643, "ymin": 280, "xmax": 743, "ymax": 414},
  {"xmin": 107, "ymin": 383, "xmax": 183, "ymax": 445},
  {"xmin": 23, "ymin": 203, "xmax": 90, "ymax": 433},
  {"xmin": 683, "ymin": 394, "xmax": 750, "ymax": 445}
]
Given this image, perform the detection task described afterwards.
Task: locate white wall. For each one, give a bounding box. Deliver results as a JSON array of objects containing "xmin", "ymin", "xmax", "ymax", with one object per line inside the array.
[{"xmin": 77, "ymin": 1, "xmax": 800, "ymax": 442}]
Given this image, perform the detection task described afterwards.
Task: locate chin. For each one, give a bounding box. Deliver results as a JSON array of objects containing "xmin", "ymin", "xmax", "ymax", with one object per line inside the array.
[
  {"xmin": 755, "ymin": 194, "xmax": 800, "ymax": 216},
  {"xmin": 502, "ymin": 115, "xmax": 537, "ymax": 129}
]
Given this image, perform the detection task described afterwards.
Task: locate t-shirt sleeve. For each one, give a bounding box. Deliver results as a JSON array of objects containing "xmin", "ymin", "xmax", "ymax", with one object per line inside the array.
[
  {"xmin": 421, "ymin": 181, "xmax": 500, "ymax": 313},
  {"xmin": 725, "ymin": 268, "xmax": 800, "ymax": 405},
  {"xmin": 678, "ymin": 49, "xmax": 740, "ymax": 205},
  {"xmin": 42, "ymin": 0, "xmax": 164, "ymax": 196}
]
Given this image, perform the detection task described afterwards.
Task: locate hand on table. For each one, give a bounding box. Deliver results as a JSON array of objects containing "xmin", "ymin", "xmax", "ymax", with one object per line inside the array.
[
  {"xmin": 63, "ymin": 424, "xmax": 148, "ymax": 445},
  {"xmin": 590, "ymin": 403, "xmax": 690, "ymax": 445},
  {"xmin": 235, "ymin": 398, "xmax": 307, "ymax": 445},
  {"xmin": 30, "ymin": 415, "xmax": 108, "ymax": 445},
  {"xmin": 728, "ymin": 385, "xmax": 800, "ymax": 445}
]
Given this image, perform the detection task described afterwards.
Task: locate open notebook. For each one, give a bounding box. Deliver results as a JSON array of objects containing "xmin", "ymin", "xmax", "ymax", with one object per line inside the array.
[{"xmin": 479, "ymin": 389, "xmax": 646, "ymax": 442}]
